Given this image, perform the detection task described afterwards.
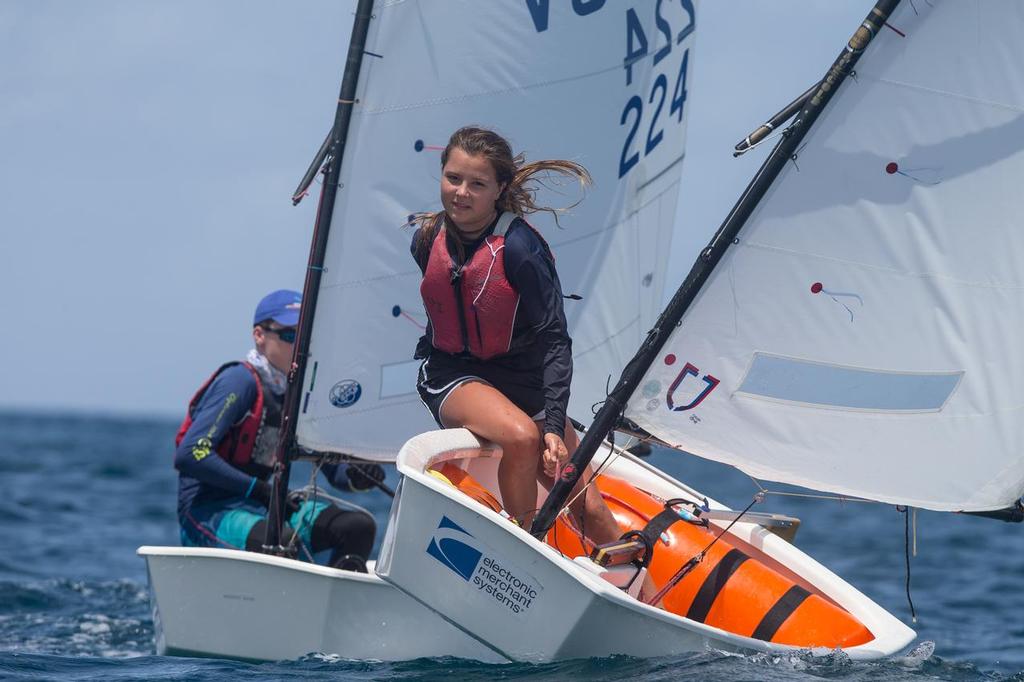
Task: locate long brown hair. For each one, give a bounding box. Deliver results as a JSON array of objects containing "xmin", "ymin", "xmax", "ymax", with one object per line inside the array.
[{"xmin": 411, "ymin": 126, "xmax": 591, "ymax": 261}]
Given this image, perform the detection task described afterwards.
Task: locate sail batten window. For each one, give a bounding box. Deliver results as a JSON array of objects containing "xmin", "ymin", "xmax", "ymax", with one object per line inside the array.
[
  {"xmin": 737, "ymin": 353, "xmax": 962, "ymax": 412},
  {"xmin": 380, "ymin": 360, "xmax": 421, "ymax": 399}
]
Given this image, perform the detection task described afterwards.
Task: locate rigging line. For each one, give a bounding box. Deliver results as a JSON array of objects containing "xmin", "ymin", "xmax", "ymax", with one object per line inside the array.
[
  {"xmin": 646, "ymin": 494, "xmax": 763, "ymax": 606},
  {"xmin": 310, "ymin": 452, "xmax": 395, "ymax": 499},
  {"xmin": 280, "ymin": 461, "xmax": 321, "ymax": 563},
  {"xmin": 590, "ymin": 374, "xmax": 615, "ymax": 417},
  {"xmin": 559, "ymin": 438, "xmax": 624, "ymax": 515},
  {"xmin": 750, "ymin": 489, "xmax": 879, "ymax": 504},
  {"xmin": 508, "ymin": 505, "xmax": 541, "ymax": 530},
  {"xmin": 743, "ymin": 472, "xmax": 879, "ymax": 504},
  {"xmin": 912, "ymin": 507, "xmax": 917, "ymax": 556},
  {"xmin": 902, "ymin": 506, "xmax": 918, "ymax": 623},
  {"xmin": 341, "ymin": 456, "xmax": 396, "ymax": 498},
  {"xmin": 548, "ymin": 506, "xmax": 566, "ymax": 559},
  {"xmin": 286, "ymin": 462, "xmax": 375, "ymax": 559},
  {"xmin": 292, "ymin": 484, "xmax": 374, "ymax": 521},
  {"xmin": 555, "ymin": 507, "xmax": 602, "ymax": 558},
  {"xmin": 184, "ymin": 511, "xmax": 243, "ymax": 551},
  {"xmin": 557, "ymin": 422, "xmax": 648, "ymax": 523}
]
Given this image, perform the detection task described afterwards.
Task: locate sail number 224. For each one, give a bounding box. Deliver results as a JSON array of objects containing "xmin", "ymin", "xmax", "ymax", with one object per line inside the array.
[
  {"xmin": 620, "ymin": 2, "xmax": 694, "ymax": 178},
  {"xmin": 524, "ymin": 0, "xmax": 695, "ymax": 180}
]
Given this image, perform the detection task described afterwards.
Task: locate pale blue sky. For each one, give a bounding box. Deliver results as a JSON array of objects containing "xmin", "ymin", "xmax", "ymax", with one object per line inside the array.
[{"xmin": 0, "ymin": 1, "xmax": 866, "ymax": 417}]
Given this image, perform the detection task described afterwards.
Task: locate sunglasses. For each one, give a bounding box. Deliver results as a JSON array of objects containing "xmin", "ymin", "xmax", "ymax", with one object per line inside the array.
[{"xmin": 262, "ymin": 326, "xmax": 297, "ymax": 343}]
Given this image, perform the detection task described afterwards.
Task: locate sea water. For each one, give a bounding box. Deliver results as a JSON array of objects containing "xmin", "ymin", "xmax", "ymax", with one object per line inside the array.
[{"xmin": 1, "ymin": 410, "xmax": 1022, "ymax": 681}]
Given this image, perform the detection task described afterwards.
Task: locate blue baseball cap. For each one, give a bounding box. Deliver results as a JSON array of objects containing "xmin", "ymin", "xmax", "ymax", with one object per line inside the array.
[{"xmin": 254, "ymin": 289, "xmax": 302, "ymax": 326}]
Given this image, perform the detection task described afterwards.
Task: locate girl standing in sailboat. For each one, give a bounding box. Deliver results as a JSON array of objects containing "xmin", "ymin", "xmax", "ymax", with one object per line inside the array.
[{"xmin": 410, "ymin": 126, "xmax": 619, "ymax": 545}]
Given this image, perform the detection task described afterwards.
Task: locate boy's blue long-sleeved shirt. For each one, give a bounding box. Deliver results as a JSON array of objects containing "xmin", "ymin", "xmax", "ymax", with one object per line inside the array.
[{"xmin": 174, "ymin": 363, "xmax": 352, "ymax": 519}]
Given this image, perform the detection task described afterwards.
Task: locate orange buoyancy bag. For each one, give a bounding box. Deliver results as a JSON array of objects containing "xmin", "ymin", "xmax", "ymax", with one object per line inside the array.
[
  {"xmin": 429, "ymin": 461, "xmax": 503, "ymax": 513},
  {"xmin": 549, "ymin": 475, "xmax": 875, "ymax": 649},
  {"xmin": 420, "ymin": 213, "xmax": 520, "ymax": 360},
  {"xmin": 432, "ymin": 462, "xmax": 874, "ymax": 649}
]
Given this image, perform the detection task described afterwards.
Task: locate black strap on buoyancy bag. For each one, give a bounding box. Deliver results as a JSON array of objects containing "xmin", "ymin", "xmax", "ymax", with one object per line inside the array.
[
  {"xmin": 638, "ymin": 498, "xmax": 710, "ymax": 548},
  {"xmin": 685, "ymin": 548, "xmax": 749, "ymax": 623},
  {"xmin": 750, "ymin": 585, "xmax": 812, "ymax": 641},
  {"xmin": 589, "ymin": 498, "xmax": 708, "ymax": 569}
]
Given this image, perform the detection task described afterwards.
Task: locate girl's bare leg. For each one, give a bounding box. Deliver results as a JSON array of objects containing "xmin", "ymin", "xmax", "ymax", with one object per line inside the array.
[
  {"xmin": 541, "ymin": 419, "xmax": 661, "ymax": 604},
  {"xmin": 547, "ymin": 421, "xmax": 620, "ymax": 546},
  {"xmin": 439, "ymin": 381, "xmax": 543, "ymax": 526}
]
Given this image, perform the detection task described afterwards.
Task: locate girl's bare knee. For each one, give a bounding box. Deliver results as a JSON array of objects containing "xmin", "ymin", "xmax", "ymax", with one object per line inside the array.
[{"xmin": 501, "ymin": 419, "xmax": 541, "ymax": 456}]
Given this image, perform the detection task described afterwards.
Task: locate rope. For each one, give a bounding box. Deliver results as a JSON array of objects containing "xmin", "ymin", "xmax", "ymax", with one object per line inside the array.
[
  {"xmin": 557, "ymin": 422, "xmax": 641, "ymax": 520},
  {"xmin": 275, "ymin": 464, "xmax": 319, "ymax": 563},
  {"xmin": 744, "ymin": 473, "xmax": 878, "ymax": 505},
  {"xmin": 645, "ymin": 494, "xmax": 762, "ymax": 606},
  {"xmin": 552, "ymin": 410, "xmax": 664, "ymax": 554},
  {"xmin": 294, "ymin": 465, "xmax": 375, "ymax": 520},
  {"xmin": 471, "ymin": 238, "xmax": 505, "ymax": 307},
  {"xmin": 278, "ymin": 461, "xmax": 375, "ymax": 563},
  {"xmin": 901, "ymin": 506, "xmax": 918, "ymax": 623},
  {"xmin": 184, "ymin": 511, "xmax": 243, "ymax": 550},
  {"xmin": 748, "ymin": 473, "xmax": 919, "ymax": 622}
]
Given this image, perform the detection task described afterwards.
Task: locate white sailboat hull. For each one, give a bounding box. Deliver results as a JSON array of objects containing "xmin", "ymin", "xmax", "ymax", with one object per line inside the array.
[
  {"xmin": 376, "ymin": 429, "xmax": 916, "ymax": 663},
  {"xmin": 137, "ymin": 546, "xmax": 504, "ymax": 662}
]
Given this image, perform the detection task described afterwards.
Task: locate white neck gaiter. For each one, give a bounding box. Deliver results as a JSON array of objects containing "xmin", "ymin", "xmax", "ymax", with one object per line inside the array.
[{"xmin": 245, "ymin": 348, "xmax": 288, "ymax": 396}]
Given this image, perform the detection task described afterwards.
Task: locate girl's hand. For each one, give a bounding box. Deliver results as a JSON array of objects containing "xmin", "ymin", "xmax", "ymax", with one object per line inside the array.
[{"xmin": 542, "ymin": 433, "xmax": 569, "ymax": 478}]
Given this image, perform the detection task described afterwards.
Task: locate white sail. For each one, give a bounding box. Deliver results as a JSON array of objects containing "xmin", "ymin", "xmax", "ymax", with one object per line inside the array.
[
  {"xmin": 627, "ymin": 0, "xmax": 1024, "ymax": 512},
  {"xmin": 298, "ymin": 1, "xmax": 696, "ymax": 459}
]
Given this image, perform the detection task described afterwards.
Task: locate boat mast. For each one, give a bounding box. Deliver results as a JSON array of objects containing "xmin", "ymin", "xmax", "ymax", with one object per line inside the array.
[
  {"xmin": 530, "ymin": 0, "xmax": 903, "ymax": 538},
  {"xmin": 263, "ymin": 0, "xmax": 376, "ymax": 552}
]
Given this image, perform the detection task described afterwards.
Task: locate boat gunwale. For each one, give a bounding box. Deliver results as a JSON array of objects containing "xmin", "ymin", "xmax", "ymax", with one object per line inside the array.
[{"xmin": 137, "ymin": 545, "xmax": 385, "ymax": 584}]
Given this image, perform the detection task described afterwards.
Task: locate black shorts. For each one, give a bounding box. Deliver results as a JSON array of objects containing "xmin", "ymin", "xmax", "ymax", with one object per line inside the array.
[{"xmin": 417, "ymin": 352, "xmax": 545, "ymax": 428}]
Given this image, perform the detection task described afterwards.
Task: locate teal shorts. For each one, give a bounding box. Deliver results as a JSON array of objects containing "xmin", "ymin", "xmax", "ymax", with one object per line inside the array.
[{"xmin": 181, "ymin": 498, "xmax": 331, "ymax": 554}]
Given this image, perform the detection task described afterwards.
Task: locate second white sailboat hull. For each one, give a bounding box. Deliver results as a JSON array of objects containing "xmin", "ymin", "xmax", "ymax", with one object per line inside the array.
[{"xmin": 137, "ymin": 546, "xmax": 504, "ymax": 662}]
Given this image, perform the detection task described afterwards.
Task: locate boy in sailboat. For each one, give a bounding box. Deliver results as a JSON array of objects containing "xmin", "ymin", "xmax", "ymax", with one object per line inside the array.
[
  {"xmin": 173, "ymin": 289, "xmax": 385, "ymax": 570},
  {"xmin": 410, "ymin": 126, "xmax": 621, "ymax": 547}
]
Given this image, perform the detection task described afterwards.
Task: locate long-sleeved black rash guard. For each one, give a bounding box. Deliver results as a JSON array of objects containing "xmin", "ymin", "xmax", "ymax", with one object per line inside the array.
[{"xmin": 411, "ymin": 216, "xmax": 573, "ymax": 438}]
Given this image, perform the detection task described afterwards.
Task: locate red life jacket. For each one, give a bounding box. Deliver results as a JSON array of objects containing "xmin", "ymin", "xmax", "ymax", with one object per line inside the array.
[
  {"xmin": 421, "ymin": 212, "xmax": 530, "ymax": 360},
  {"xmin": 174, "ymin": 362, "xmax": 281, "ymax": 469}
]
